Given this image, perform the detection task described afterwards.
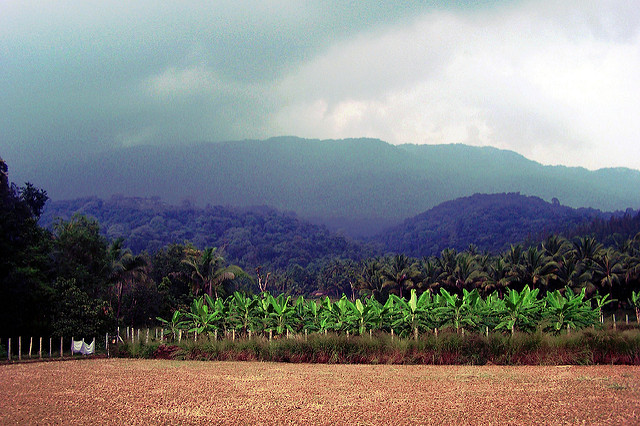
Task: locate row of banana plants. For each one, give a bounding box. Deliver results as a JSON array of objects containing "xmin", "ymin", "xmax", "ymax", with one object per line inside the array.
[{"xmin": 157, "ymin": 286, "xmax": 625, "ymax": 339}]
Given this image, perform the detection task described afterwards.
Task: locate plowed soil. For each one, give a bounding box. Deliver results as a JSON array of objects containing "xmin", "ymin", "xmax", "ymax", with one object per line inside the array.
[{"xmin": 1, "ymin": 359, "xmax": 639, "ymax": 425}]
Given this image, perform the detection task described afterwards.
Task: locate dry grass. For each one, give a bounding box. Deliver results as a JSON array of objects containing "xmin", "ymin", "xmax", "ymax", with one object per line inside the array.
[{"xmin": 1, "ymin": 359, "xmax": 639, "ymax": 425}]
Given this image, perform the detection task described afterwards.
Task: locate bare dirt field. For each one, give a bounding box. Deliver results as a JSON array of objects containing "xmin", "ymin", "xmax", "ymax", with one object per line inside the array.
[{"xmin": 1, "ymin": 359, "xmax": 639, "ymax": 425}]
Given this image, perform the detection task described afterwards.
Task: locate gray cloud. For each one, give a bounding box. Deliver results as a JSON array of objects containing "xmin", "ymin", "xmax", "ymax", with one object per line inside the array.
[{"xmin": 2, "ymin": 0, "xmax": 639, "ymax": 173}]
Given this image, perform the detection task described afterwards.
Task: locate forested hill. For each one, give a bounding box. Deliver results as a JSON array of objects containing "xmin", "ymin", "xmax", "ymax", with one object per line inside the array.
[
  {"xmin": 40, "ymin": 197, "xmax": 373, "ymax": 271},
  {"xmin": 372, "ymin": 193, "xmax": 630, "ymax": 257},
  {"xmin": 16, "ymin": 137, "xmax": 640, "ymax": 237}
]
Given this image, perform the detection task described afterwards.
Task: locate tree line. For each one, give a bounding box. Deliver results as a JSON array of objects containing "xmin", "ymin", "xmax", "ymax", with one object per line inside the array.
[{"xmin": 2, "ymin": 157, "xmax": 639, "ymax": 339}]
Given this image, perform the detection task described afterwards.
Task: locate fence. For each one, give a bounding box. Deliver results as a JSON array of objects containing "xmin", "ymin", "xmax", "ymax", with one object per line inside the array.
[{"xmin": 5, "ymin": 314, "xmax": 638, "ymax": 362}]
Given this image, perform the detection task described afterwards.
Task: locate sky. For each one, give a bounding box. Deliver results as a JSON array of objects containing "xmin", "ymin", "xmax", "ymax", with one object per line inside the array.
[{"xmin": 1, "ymin": 0, "xmax": 639, "ymax": 172}]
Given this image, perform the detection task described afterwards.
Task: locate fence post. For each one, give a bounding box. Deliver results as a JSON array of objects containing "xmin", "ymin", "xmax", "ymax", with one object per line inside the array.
[
  {"xmin": 390, "ymin": 329, "xmax": 394, "ymax": 341},
  {"xmin": 71, "ymin": 337, "xmax": 74, "ymax": 356},
  {"xmin": 29, "ymin": 337, "xmax": 33, "ymax": 358},
  {"xmin": 434, "ymin": 328, "xmax": 438, "ymax": 339},
  {"xmin": 7, "ymin": 338, "xmax": 11, "ymax": 361},
  {"xmin": 369, "ymin": 329, "xmax": 372, "ymax": 340},
  {"xmin": 106, "ymin": 333, "xmax": 109, "ymax": 358},
  {"xmin": 626, "ymin": 314, "xmax": 629, "ymax": 325},
  {"xmin": 137, "ymin": 328, "xmax": 140, "ymax": 342},
  {"xmin": 613, "ymin": 314, "xmax": 617, "ymax": 331},
  {"xmin": 178, "ymin": 329, "xmax": 182, "ymax": 343},
  {"xmin": 146, "ymin": 329, "xmax": 149, "ymax": 345},
  {"xmin": 269, "ymin": 329, "xmax": 272, "ymax": 341},
  {"xmin": 18, "ymin": 336, "xmax": 21, "ymax": 361},
  {"xmin": 60, "ymin": 336, "xmax": 63, "ymax": 358},
  {"xmin": 39, "ymin": 337, "xmax": 42, "ymax": 359},
  {"xmin": 233, "ymin": 329, "xmax": 236, "ymax": 342},
  {"xmin": 49, "ymin": 337, "xmax": 52, "ymax": 358}
]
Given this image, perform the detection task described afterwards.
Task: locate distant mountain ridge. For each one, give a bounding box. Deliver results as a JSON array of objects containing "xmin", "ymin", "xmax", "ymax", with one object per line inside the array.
[
  {"xmin": 41, "ymin": 193, "xmax": 639, "ymax": 265},
  {"xmin": 17, "ymin": 137, "xmax": 640, "ymax": 236},
  {"xmin": 40, "ymin": 196, "xmax": 371, "ymax": 271},
  {"xmin": 372, "ymin": 192, "xmax": 625, "ymax": 257}
]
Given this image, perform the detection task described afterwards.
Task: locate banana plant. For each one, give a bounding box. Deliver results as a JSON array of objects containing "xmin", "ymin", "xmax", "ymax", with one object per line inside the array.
[
  {"xmin": 593, "ymin": 293, "xmax": 616, "ymax": 320},
  {"xmin": 184, "ymin": 295, "xmax": 223, "ymax": 336},
  {"xmin": 630, "ymin": 291, "xmax": 640, "ymax": 325},
  {"xmin": 321, "ymin": 296, "xmax": 356, "ymax": 333},
  {"xmin": 433, "ymin": 288, "xmax": 480, "ymax": 333},
  {"xmin": 347, "ymin": 296, "xmax": 385, "ymax": 335},
  {"xmin": 267, "ymin": 293, "xmax": 297, "ymax": 335},
  {"xmin": 228, "ymin": 291, "xmax": 260, "ymax": 336},
  {"xmin": 389, "ymin": 289, "xmax": 433, "ymax": 336},
  {"xmin": 544, "ymin": 287, "xmax": 599, "ymax": 333},
  {"xmin": 474, "ymin": 291, "xmax": 503, "ymax": 331},
  {"xmin": 495, "ymin": 286, "xmax": 542, "ymax": 334},
  {"xmin": 156, "ymin": 310, "xmax": 185, "ymax": 341},
  {"xmin": 300, "ymin": 297, "xmax": 323, "ymax": 333}
]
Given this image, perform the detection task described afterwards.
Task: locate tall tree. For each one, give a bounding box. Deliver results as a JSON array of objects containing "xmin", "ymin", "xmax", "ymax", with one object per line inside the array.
[
  {"xmin": 182, "ymin": 247, "xmax": 247, "ymax": 298},
  {"xmin": 0, "ymin": 158, "xmax": 52, "ymax": 336},
  {"xmin": 382, "ymin": 254, "xmax": 414, "ymax": 299},
  {"xmin": 108, "ymin": 240, "xmax": 148, "ymax": 329}
]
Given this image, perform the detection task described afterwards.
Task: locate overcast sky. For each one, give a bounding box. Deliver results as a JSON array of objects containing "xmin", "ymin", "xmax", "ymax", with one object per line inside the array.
[{"xmin": 2, "ymin": 0, "xmax": 639, "ymax": 172}]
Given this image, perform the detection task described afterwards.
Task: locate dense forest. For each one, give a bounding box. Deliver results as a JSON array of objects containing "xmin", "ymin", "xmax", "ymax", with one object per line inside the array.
[
  {"xmin": 373, "ymin": 192, "xmax": 627, "ymax": 257},
  {"xmin": 3, "ymin": 157, "xmax": 640, "ymax": 340},
  {"xmin": 40, "ymin": 196, "xmax": 371, "ymax": 269}
]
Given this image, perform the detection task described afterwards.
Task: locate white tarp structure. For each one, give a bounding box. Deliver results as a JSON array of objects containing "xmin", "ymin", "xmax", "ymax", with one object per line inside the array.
[{"xmin": 71, "ymin": 338, "xmax": 95, "ymax": 355}]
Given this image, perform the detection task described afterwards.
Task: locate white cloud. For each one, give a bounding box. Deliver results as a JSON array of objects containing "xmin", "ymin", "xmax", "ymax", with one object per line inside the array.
[
  {"xmin": 267, "ymin": 0, "xmax": 640, "ymax": 170},
  {"xmin": 2, "ymin": 0, "xmax": 639, "ymax": 171}
]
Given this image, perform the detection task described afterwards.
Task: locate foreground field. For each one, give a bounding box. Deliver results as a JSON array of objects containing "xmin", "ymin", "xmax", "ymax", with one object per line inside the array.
[{"xmin": 1, "ymin": 359, "xmax": 639, "ymax": 425}]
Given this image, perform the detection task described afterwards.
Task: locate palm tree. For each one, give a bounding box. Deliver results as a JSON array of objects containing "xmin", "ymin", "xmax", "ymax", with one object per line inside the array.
[
  {"xmin": 517, "ymin": 246, "xmax": 558, "ymax": 291},
  {"xmin": 451, "ymin": 252, "xmax": 485, "ymax": 291},
  {"xmin": 437, "ymin": 248, "xmax": 458, "ymax": 290},
  {"xmin": 572, "ymin": 236, "xmax": 603, "ymax": 263},
  {"xmin": 542, "ymin": 234, "xmax": 571, "ymax": 262},
  {"xmin": 356, "ymin": 258, "xmax": 387, "ymax": 302},
  {"xmin": 592, "ymin": 248, "xmax": 625, "ymax": 296},
  {"xmin": 382, "ymin": 254, "xmax": 414, "ymax": 299},
  {"xmin": 555, "ymin": 256, "xmax": 593, "ymax": 295},
  {"xmin": 182, "ymin": 247, "xmax": 247, "ymax": 299},
  {"xmin": 108, "ymin": 240, "xmax": 148, "ymax": 329},
  {"xmin": 413, "ymin": 257, "xmax": 442, "ymax": 292},
  {"xmin": 483, "ymin": 257, "xmax": 513, "ymax": 297}
]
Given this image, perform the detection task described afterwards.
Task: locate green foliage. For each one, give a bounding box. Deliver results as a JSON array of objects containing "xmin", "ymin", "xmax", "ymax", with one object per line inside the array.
[
  {"xmin": 50, "ymin": 278, "xmax": 112, "ymax": 337},
  {"xmin": 494, "ymin": 286, "xmax": 543, "ymax": 334},
  {"xmin": 543, "ymin": 288, "xmax": 600, "ymax": 333}
]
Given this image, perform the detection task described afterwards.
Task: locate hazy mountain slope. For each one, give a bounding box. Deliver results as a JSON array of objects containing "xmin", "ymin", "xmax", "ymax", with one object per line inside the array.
[
  {"xmin": 373, "ymin": 193, "xmax": 611, "ymax": 257},
  {"xmin": 17, "ymin": 137, "xmax": 640, "ymax": 236}
]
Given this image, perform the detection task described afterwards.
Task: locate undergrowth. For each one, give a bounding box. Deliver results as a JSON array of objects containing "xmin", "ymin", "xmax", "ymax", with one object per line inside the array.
[{"xmin": 113, "ymin": 329, "xmax": 640, "ymax": 365}]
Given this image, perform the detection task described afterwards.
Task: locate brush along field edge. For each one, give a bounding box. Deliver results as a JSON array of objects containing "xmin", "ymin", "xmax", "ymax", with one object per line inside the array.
[{"xmin": 1, "ymin": 359, "xmax": 639, "ymax": 424}]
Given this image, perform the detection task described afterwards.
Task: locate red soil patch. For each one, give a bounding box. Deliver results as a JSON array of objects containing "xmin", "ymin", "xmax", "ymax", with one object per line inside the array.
[{"xmin": 1, "ymin": 359, "xmax": 639, "ymax": 424}]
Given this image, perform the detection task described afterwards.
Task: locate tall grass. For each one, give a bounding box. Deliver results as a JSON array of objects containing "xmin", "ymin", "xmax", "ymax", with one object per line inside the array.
[{"xmin": 114, "ymin": 329, "xmax": 640, "ymax": 365}]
